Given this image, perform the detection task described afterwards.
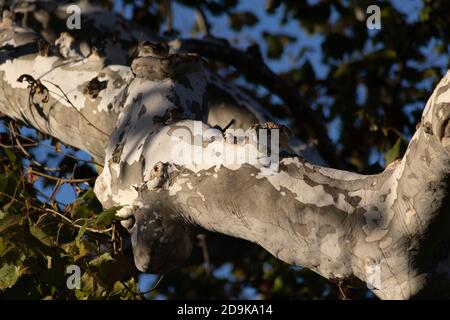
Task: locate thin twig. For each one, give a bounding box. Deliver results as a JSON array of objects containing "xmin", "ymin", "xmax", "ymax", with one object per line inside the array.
[
  {"xmin": 197, "ymin": 233, "xmax": 211, "ymax": 276},
  {"xmin": 140, "ymin": 275, "xmax": 165, "ymax": 295},
  {"xmin": 338, "ymin": 283, "xmax": 349, "ymax": 300},
  {"xmin": 195, "ymin": 7, "xmax": 210, "ymax": 36},
  {"xmin": 111, "ymin": 223, "xmax": 117, "ymax": 255},
  {"xmin": 29, "ymin": 168, "xmax": 94, "ymax": 183},
  {"xmin": 0, "ymin": 191, "xmax": 112, "ymax": 234},
  {"xmin": 0, "ymin": 123, "xmax": 103, "ymax": 167},
  {"xmin": 41, "ymin": 79, "xmax": 109, "ymax": 137},
  {"xmin": 35, "ymin": 188, "xmax": 70, "ymax": 208},
  {"xmin": 55, "ymin": 222, "xmax": 64, "ymax": 245},
  {"xmin": 120, "ymin": 280, "xmax": 142, "ymax": 300},
  {"xmin": 164, "ymin": 0, "xmax": 173, "ymax": 34},
  {"xmin": 46, "ymin": 179, "xmax": 62, "ymax": 204},
  {"xmin": 0, "ymin": 142, "xmax": 37, "ymax": 148},
  {"xmin": 9, "ymin": 122, "xmax": 56, "ymax": 171}
]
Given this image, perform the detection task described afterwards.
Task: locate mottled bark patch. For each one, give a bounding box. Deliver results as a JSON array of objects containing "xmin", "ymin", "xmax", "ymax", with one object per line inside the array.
[
  {"xmin": 316, "ymin": 224, "xmax": 336, "ymax": 238},
  {"xmin": 83, "ymin": 77, "xmax": 108, "ymax": 99}
]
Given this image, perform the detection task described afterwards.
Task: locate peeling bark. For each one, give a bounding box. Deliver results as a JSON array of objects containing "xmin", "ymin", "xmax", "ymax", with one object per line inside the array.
[{"xmin": 1, "ymin": 1, "xmax": 450, "ymax": 299}]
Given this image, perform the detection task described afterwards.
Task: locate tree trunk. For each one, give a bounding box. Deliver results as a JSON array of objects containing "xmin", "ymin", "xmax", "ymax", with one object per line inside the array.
[{"xmin": 0, "ymin": 1, "xmax": 449, "ymax": 299}]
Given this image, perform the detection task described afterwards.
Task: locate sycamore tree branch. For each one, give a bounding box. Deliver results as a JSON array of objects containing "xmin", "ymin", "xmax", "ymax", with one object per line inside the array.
[
  {"xmin": 93, "ymin": 41, "xmax": 450, "ymax": 298},
  {"xmin": 1, "ymin": 1, "xmax": 450, "ymax": 300},
  {"xmin": 172, "ymin": 38, "xmax": 343, "ymax": 168},
  {"xmin": 0, "ymin": 0, "xmax": 322, "ymax": 274}
]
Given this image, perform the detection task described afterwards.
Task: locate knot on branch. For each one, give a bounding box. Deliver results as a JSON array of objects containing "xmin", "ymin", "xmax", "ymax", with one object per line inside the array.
[
  {"xmin": 137, "ymin": 40, "xmax": 170, "ymax": 58},
  {"xmin": 37, "ymin": 39, "xmax": 58, "ymax": 57},
  {"xmin": 142, "ymin": 162, "xmax": 171, "ymax": 191},
  {"xmin": 55, "ymin": 32, "xmax": 78, "ymax": 58},
  {"xmin": 249, "ymin": 121, "xmax": 291, "ymax": 149},
  {"xmin": 111, "ymin": 143, "xmax": 123, "ymax": 164},
  {"xmin": 131, "ymin": 52, "xmax": 202, "ymax": 81},
  {"xmin": 129, "ymin": 207, "xmax": 193, "ymax": 273},
  {"xmin": 434, "ymin": 103, "xmax": 450, "ymax": 150},
  {"xmin": 153, "ymin": 106, "xmax": 185, "ymax": 125}
]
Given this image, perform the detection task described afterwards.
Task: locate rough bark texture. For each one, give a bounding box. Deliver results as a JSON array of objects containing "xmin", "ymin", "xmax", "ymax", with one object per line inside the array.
[{"xmin": 1, "ymin": 1, "xmax": 450, "ymax": 299}]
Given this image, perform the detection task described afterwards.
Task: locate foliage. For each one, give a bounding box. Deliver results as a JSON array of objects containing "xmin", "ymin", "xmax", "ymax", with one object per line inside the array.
[
  {"xmin": 2, "ymin": 0, "xmax": 449, "ymax": 299},
  {"xmin": 0, "ymin": 125, "xmax": 138, "ymax": 299}
]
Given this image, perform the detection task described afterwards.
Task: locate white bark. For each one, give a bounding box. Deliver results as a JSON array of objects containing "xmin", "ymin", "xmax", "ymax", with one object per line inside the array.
[{"xmin": 1, "ymin": 1, "xmax": 450, "ymax": 299}]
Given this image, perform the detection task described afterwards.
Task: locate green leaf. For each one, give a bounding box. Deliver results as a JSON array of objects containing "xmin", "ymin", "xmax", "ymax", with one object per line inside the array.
[
  {"xmin": 89, "ymin": 252, "xmax": 114, "ymax": 268},
  {"xmin": 74, "ymin": 288, "xmax": 87, "ymax": 300},
  {"xmin": 80, "ymin": 271, "xmax": 105, "ymax": 298},
  {"xmin": 385, "ymin": 138, "xmax": 407, "ymax": 166},
  {"xmin": 71, "ymin": 203, "xmax": 91, "ymax": 220},
  {"xmin": 79, "ymin": 189, "xmax": 96, "ymax": 202},
  {"xmin": 0, "ymin": 237, "xmax": 9, "ymax": 257},
  {"xmin": 0, "ymin": 213, "xmax": 24, "ymax": 233},
  {"xmin": 70, "ymin": 189, "xmax": 103, "ymax": 220},
  {"xmin": 89, "ymin": 253, "xmax": 130, "ymax": 290},
  {"xmin": 272, "ymin": 276, "xmax": 284, "ymax": 292},
  {"xmin": 110, "ymin": 281, "xmax": 126, "ymax": 297},
  {"xmin": 3, "ymin": 148, "xmax": 16, "ymax": 162},
  {"xmin": 74, "ymin": 239, "xmax": 97, "ymax": 260},
  {"xmin": 30, "ymin": 224, "xmax": 54, "ymax": 247},
  {"xmin": 0, "ymin": 263, "xmax": 20, "ymax": 290},
  {"xmin": 75, "ymin": 220, "xmax": 91, "ymax": 244},
  {"xmin": 96, "ymin": 206, "xmax": 122, "ymax": 226}
]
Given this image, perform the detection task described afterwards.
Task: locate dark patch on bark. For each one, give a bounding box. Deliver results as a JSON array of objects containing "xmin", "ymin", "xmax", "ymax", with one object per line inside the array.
[
  {"xmin": 166, "ymin": 88, "xmax": 182, "ymax": 109},
  {"xmin": 301, "ymin": 172, "xmax": 362, "ymax": 211},
  {"xmin": 317, "ymin": 224, "xmax": 336, "ymax": 238},
  {"xmin": 379, "ymin": 192, "xmax": 388, "ymax": 203},
  {"xmin": 118, "ymin": 129, "xmax": 126, "ymax": 143},
  {"xmin": 174, "ymin": 74, "xmax": 194, "ymax": 90},
  {"xmin": 138, "ymin": 104, "xmax": 147, "ymax": 118},
  {"xmin": 278, "ymin": 162, "xmax": 305, "ymax": 180},
  {"xmin": 113, "ymin": 77, "xmax": 126, "ymax": 88},
  {"xmin": 294, "ymin": 223, "xmax": 309, "ymax": 237},
  {"xmin": 112, "ymin": 143, "xmax": 123, "ymax": 163},
  {"xmin": 153, "ymin": 106, "xmax": 184, "ymax": 125},
  {"xmin": 423, "ymin": 122, "xmax": 433, "ymax": 135},
  {"xmin": 189, "ymin": 100, "xmax": 203, "ymax": 119},
  {"xmin": 84, "ymin": 77, "xmax": 108, "ymax": 99},
  {"xmin": 407, "ymin": 172, "xmax": 418, "ymax": 180}
]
